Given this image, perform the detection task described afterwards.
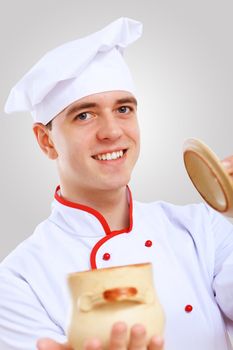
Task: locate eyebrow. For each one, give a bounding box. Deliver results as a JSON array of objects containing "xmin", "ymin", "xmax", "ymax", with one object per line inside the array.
[
  {"xmin": 115, "ymin": 97, "xmax": 138, "ymax": 106},
  {"xmin": 65, "ymin": 103, "xmax": 97, "ymax": 116},
  {"xmin": 65, "ymin": 96, "xmax": 138, "ymax": 117}
]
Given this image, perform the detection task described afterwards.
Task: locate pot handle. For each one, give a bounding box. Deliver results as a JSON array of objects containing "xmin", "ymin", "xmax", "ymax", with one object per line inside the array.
[{"xmin": 78, "ymin": 287, "xmax": 154, "ymax": 312}]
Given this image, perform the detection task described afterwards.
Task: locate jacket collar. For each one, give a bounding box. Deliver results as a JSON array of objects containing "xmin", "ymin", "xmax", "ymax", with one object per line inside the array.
[{"xmin": 49, "ymin": 185, "xmax": 133, "ymax": 237}]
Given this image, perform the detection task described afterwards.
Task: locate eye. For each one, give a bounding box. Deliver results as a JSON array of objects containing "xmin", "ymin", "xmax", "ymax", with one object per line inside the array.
[
  {"xmin": 75, "ymin": 112, "xmax": 92, "ymax": 121},
  {"xmin": 118, "ymin": 106, "xmax": 131, "ymax": 114}
]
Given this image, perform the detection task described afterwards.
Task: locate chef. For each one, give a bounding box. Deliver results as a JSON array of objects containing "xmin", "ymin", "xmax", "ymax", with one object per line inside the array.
[{"xmin": 1, "ymin": 17, "xmax": 233, "ymax": 350}]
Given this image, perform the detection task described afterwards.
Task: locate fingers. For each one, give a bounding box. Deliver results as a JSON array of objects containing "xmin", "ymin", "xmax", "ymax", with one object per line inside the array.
[
  {"xmin": 148, "ymin": 335, "xmax": 164, "ymax": 350},
  {"xmin": 84, "ymin": 324, "xmax": 165, "ymax": 350},
  {"xmin": 37, "ymin": 338, "xmax": 73, "ymax": 350},
  {"xmin": 128, "ymin": 324, "xmax": 164, "ymax": 350},
  {"xmin": 84, "ymin": 337, "xmax": 103, "ymax": 350},
  {"xmin": 128, "ymin": 324, "xmax": 147, "ymax": 350},
  {"xmin": 84, "ymin": 322, "xmax": 127, "ymax": 350},
  {"xmin": 109, "ymin": 322, "xmax": 128, "ymax": 350},
  {"xmin": 222, "ymin": 156, "xmax": 233, "ymax": 175},
  {"xmin": 36, "ymin": 325, "xmax": 165, "ymax": 350}
]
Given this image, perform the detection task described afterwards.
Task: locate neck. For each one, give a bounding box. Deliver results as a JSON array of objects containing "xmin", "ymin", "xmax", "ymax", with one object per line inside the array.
[{"xmin": 59, "ymin": 185, "xmax": 130, "ymax": 231}]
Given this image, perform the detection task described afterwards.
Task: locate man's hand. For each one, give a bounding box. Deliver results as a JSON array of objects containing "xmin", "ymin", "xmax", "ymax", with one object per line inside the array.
[
  {"xmin": 37, "ymin": 322, "xmax": 164, "ymax": 350},
  {"xmin": 37, "ymin": 338, "xmax": 72, "ymax": 350},
  {"xmin": 222, "ymin": 156, "xmax": 233, "ymax": 176}
]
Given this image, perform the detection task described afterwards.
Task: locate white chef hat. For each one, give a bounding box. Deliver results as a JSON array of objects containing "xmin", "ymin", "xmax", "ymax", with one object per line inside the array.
[{"xmin": 4, "ymin": 17, "xmax": 142, "ymax": 125}]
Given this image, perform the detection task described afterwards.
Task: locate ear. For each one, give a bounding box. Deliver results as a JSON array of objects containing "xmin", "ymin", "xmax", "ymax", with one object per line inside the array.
[{"xmin": 33, "ymin": 123, "xmax": 58, "ymax": 160}]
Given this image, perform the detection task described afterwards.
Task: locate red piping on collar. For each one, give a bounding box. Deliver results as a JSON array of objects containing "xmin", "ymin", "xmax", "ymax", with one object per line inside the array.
[
  {"xmin": 90, "ymin": 231, "xmax": 126, "ymax": 269},
  {"xmin": 54, "ymin": 185, "xmax": 133, "ymax": 239},
  {"xmin": 90, "ymin": 187, "xmax": 133, "ymax": 269}
]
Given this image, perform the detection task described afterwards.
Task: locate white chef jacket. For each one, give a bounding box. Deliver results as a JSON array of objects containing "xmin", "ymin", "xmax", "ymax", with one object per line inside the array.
[{"xmin": 0, "ymin": 186, "xmax": 233, "ymax": 350}]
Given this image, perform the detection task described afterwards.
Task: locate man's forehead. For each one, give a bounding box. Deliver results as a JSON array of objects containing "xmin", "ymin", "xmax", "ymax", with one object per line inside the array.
[{"xmin": 63, "ymin": 91, "xmax": 137, "ymax": 115}]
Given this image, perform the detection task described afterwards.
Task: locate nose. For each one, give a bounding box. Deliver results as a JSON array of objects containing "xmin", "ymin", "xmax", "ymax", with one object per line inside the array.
[{"xmin": 96, "ymin": 114, "xmax": 123, "ymax": 141}]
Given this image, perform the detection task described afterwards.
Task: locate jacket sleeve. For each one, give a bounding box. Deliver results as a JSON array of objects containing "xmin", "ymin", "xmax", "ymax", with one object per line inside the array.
[
  {"xmin": 211, "ymin": 211, "xmax": 233, "ymax": 318},
  {"xmin": 210, "ymin": 209, "xmax": 233, "ymax": 341},
  {"xmin": 0, "ymin": 269, "xmax": 66, "ymax": 350}
]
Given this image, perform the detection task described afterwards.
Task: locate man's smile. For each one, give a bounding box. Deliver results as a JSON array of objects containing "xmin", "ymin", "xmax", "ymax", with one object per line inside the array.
[{"xmin": 92, "ymin": 149, "xmax": 127, "ymax": 161}]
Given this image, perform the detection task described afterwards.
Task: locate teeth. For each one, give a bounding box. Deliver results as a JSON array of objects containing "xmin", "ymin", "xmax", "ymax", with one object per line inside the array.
[{"xmin": 94, "ymin": 150, "xmax": 124, "ymax": 161}]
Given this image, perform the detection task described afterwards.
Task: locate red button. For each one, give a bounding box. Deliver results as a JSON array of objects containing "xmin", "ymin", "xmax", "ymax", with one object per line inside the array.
[
  {"xmin": 103, "ymin": 253, "xmax": 111, "ymax": 261},
  {"xmin": 145, "ymin": 240, "xmax": 153, "ymax": 247},
  {"xmin": 185, "ymin": 304, "xmax": 193, "ymax": 313}
]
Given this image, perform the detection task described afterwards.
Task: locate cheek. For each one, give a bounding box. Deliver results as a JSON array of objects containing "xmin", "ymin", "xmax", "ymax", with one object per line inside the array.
[
  {"xmin": 127, "ymin": 123, "xmax": 140, "ymax": 161},
  {"xmin": 52, "ymin": 136, "xmax": 75, "ymax": 165},
  {"xmin": 56, "ymin": 137, "xmax": 88, "ymax": 170},
  {"xmin": 134, "ymin": 125, "xmax": 141, "ymax": 157},
  {"xmin": 52, "ymin": 130, "xmax": 77, "ymax": 155},
  {"xmin": 131, "ymin": 123, "xmax": 140, "ymax": 147}
]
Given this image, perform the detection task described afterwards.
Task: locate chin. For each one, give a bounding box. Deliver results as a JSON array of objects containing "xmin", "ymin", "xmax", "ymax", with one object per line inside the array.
[{"xmin": 101, "ymin": 176, "xmax": 130, "ymax": 191}]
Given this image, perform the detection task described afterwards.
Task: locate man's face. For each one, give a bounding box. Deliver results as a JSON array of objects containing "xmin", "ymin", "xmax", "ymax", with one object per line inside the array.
[{"xmin": 47, "ymin": 91, "xmax": 140, "ymax": 197}]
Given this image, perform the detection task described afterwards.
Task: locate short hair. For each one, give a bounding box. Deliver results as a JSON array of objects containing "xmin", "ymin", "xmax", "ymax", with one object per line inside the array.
[{"xmin": 46, "ymin": 120, "xmax": 53, "ymax": 130}]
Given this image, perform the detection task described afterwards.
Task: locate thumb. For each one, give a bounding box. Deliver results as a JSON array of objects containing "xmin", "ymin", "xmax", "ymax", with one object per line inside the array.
[{"xmin": 222, "ymin": 156, "xmax": 233, "ymax": 174}]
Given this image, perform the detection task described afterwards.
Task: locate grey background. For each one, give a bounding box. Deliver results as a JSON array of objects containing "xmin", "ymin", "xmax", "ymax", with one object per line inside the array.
[{"xmin": 1, "ymin": 0, "xmax": 233, "ymax": 260}]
